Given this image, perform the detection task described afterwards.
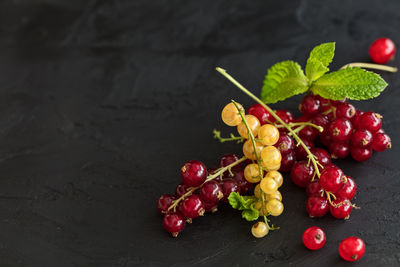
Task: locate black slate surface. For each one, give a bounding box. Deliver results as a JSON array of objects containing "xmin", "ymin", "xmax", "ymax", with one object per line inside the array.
[{"xmin": 0, "ymin": 0, "xmax": 400, "ymax": 266}]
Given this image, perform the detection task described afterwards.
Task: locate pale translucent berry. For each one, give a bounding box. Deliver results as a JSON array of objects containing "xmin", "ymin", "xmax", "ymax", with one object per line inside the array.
[
  {"xmin": 237, "ymin": 114, "xmax": 261, "ymax": 138},
  {"xmin": 258, "ymin": 124, "xmax": 280, "ymax": 146},
  {"xmin": 261, "ymin": 146, "xmax": 282, "ymax": 170},
  {"xmin": 260, "ymin": 177, "xmax": 278, "ymax": 194},
  {"xmin": 221, "ymin": 102, "xmax": 244, "ymax": 126},
  {"xmin": 265, "ymin": 170, "xmax": 283, "ymax": 188},
  {"xmin": 251, "ymin": 222, "xmax": 269, "ymax": 238},
  {"xmin": 266, "ymin": 190, "xmax": 282, "ymax": 201},
  {"xmin": 266, "ymin": 199, "xmax": 284, "ymax": 216},
  {"xmin": 244, "ymin": 163, "xmax": 262, "ymax": 183},
  {"xmin": 243, "ymin": 140, "xmax": 263, "ymax": 160}
]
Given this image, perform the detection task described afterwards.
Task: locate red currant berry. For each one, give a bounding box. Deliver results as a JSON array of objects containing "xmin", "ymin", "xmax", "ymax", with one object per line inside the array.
[
  {"xmin": 180, "ymin": 160, "xmax": 207, "ymax": 187},
  {"xmin": 199, "ymin": 181, "xmax": 223, "ymax": 204},
  {"xmin": 335, "ymin": 102, "xmax": 356, "ymax": 120},
  {"xmin": 351, "ymin": 109, "xmax": 364, "ymax": 129},
  {"xmin": 179, "ymin": 194, "xmax": 205, "ymax": 218},
  {"xmin": 329, "ymin": 197, "xmax": 352, "ymax": 219},
  {"xmin": 299, "ymin": 126, "xmax": 318, "ymax": 141},
  {"xmin": 315, "ymin": 95, "xmax": 330, "ymax": 106},
  {"xmin": 306, "ymin": 181, "xmax": 323, "ymax": 197},
  {"xmin": 157, "ymin": 194, "xmax": 176, "ymax": 214},
  {"xmin": 351, "ymin": 129, "xmax": 373, "ymax": 148},
  {"xmin": 311, "ymin": 148, "xmax": 331, "ymax": 166},
  {"xmin": 299, "ymin": 95, "xmax": 321, "ymax": 116},
  {"xmin": 312, "ymin": 114, "xmax": 330, "ymax": 131},
  {"xmin": 319, "ymin": 166, "xmax": 345, "ymax": 193},
  {"xmin": 320, "ymin": 131, "xmax": 332, "ymax": 147},
  {"xmin": 329, "ymin": 142, "xmax": 350, "ymax": 159},
  {"xmin": 339, "ymin": 236, "xmax": 365, "ymax": 262},
  {"xmin": 276, "ymin": 109, "xmax": 294, "ymax": 124},
  {"xmin": 369, "ymin": 37, "xmax": 396, "ymax": 64},
  {"xmin": 162, "ymin": 213, "xmax": 185, "ymax": 237},
  {"xmin": 274, "ymin": 133, "xmax": 295, "ymax": 155},
  {"xmin": 219, "ymin": 154, "xmax": 242, "ymax": 171},
  {"xmin": 230, "ymin": 170, "xmax": 252, "ymax": 194},
  {"xmin": 350, "ymin": 146, "xmax": 372, "ymax": 162},
  {"xmin": 336, "ymin": 176, "xmax": 357, "ymax": 200},
  {"xmin": 359, "ymin": 111, "xmax": 382, "ymax": 133},
  {"xmin": 203, "ymin": 201, "xmax": 218, "ymax": 213},
  {"xmin": 330, "ymin": 99, "xmax": 346, "ymax": 106},
  {"xmin": 306, "ymin": 196, "xmax": 329, "ymax": 217},
  {"xmin": 295, "ymin": 139, "xmax": 315, "ymax": 160},
  {"xmin": 328, "ymin": 118, "xmax": 353, "ymax": 142},
  {"xmin": 220, "ymin": 178, "xmax": 239, "ymax": 202},
  {"xmin": 372, "ymin": 132, "xmax": 391, "ymax": 152},
  {"xmin": 247, "ymin": 103, "xmax": 275, "ymax": 124},
  {"xmin": 302, "ymin": 226, "xmax": 326, "ymax": 250},
  {"xmin": 280, "ymin": 150, "xmax": 296, "ymax": 172},
  {"xmin": 175, "ymin": 184, "xmax": 190, "ymax": 197},
  {"xmin": 290, "ymin": 161, "xmax": 314, "ymax": 188}
]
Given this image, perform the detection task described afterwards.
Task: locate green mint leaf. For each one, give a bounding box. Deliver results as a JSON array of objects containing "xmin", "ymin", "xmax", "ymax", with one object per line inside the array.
[
  {"xmin": 305, "ymin": 42, "xmax": 335, "ymax": 81},
  {"xmin": 261, "ymin": 60, "xmax": 309, "ymax": 104},
  {"xmin": 310, "ymin": 67, "xmax": 388, "ymax": 100},
  {"xmin": 228, "ymin": 192, "xmax": 259, "ymax": 221},
  {"xmin": 241, "ymin": 204, "xmax": 259, "ymax": 221}
]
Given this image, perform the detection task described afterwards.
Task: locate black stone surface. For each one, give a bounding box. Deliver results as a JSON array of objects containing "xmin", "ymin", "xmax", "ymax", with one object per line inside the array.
[{"xmin": 0, "ymin": 0, "xmax": 399, "ymax": 266}]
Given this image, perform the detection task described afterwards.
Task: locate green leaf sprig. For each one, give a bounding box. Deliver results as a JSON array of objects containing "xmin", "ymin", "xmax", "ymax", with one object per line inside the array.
[
  {"xmin": 228, "ymin": 192, "xmax": 259, "ymax": 221},
  {"xmin": 261, "ymin": 42, "xmax": 388, "ymax": 103}
]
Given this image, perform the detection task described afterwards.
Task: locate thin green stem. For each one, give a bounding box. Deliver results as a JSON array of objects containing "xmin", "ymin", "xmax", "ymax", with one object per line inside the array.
[
  {"xmin": 213, "ymin": 129, "xmax": 244, "ymax": 143},
  {"xmin": 341, "ymin": 62, "xmax": 398, "ymax": 72}
]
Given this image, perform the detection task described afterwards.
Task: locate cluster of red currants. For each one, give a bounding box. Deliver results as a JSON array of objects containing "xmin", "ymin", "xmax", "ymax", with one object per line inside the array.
[{"xmin": 157, "ymin": 154, "xmax": 249, "ymax": 237}]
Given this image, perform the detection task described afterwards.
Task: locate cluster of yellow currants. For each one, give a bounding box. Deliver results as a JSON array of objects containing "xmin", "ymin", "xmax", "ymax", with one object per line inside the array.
[{"xmin": 221, "ymin": 102, "xmax": 284, "ymax": 238}]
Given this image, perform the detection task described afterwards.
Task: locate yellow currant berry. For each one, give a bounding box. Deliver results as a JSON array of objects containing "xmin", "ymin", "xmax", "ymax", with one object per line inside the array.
[
  {"xmin": 261, "ymin": 146, "xmax": 281, "ymax": 169},
  {"xmin": 244, "ymin": 164, "xmax": 262, "ymax": 183},
  {"xmin": 266, "ymin": 190, "xmax": 282, "ymax": 201},
  {"xmin": 243, "ymin": 139, "xmax": 263, "ymax": 160},
  {"xmin": 260, "ymin": 177, "xmax": 278, "ymax": 194},
  {"xmin": 265, "ymin": 170, "xmax": 283, "ymax": 188},
  {"xmin": 221, "ymin": 102, "xmax": 244, "ymax": 126},
  {"xmin": 266, "ymin": 199, "xmax": 284, "ymax": 216},
  {"xmin": 237, "ymin": 115, "xmax": 261, "ymax": 139},
  {"xmin": 258, "ymin": 124, "xmax": 280, "ymax": 146},
  {"xmin": 251, "ymin": 222, "xmax": 269, "ymax": 238}
]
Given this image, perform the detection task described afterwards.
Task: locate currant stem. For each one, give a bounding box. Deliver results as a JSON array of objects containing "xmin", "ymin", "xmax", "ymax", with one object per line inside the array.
[
  {"xmin": 216, "ymin": 67, "xmax": 321, "ymax": 178},
  {"xmin": 341, "ymin": 62, "xmax": 398, "ymax": 72},
  {"xmin": 167, "ymin": 156, "xmax": 247, "ymax": 212},
  {"xmin": 213, "ymin": 129, "xmax": 244, "ymax": 143}
]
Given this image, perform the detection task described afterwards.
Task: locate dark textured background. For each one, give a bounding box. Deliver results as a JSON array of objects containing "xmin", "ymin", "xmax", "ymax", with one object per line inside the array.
[{"xmin": 0, "ymin": 0, "xmax": 399, "ymax": 266}]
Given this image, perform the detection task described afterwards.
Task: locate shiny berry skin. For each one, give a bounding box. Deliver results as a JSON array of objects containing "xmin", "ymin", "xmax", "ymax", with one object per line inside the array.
[
  {"xmin": 247, "ymin": 103, "xmax": 275, "ymax": 124},
  {"xmin": 180, "ymin": 160, "xmax": 207, "ymax": 187},
  {"xmin": 162, "ymin": 213, "xmax": 185, "ymax": 237},
  {"xmin": 329, "ymin": 142, "xmax": 350, "ymax": 159},
  {"xmin": 320, "ymin": 131, "xmax": 332, "ymax": 147},
  {"xmin": 179, "ymin": 194, "xmax": 205, "ymax": 219},
  {"xmin": 328, "ymin": 118, "xmax": 353, "ymax": 142},
  {"xmin": 359, "ymin": 111, "xmax": 382, "ymax": 133},
  {"xmin": 336, "ymin": 176, "xmax": 357, "ymax": 200},
  {"xmin": 290, "ymin": 161, "xmax": 314, "ymax": 188},
  {"xmin": 219, "ymin": 154, "xmax": 242, "ymax": 171},
  {"xmin": 221, "ymin": 102, "xmax": 244, "ymax": 126},
  {"xmin": 335, "ymin": 102, "xmax": 356, "ymax": 119},
  {"xmin": 220, "ymin": 178, "xmax": 239, "ymax": 202},
  {"xmin": 315, "ymin": 95, "xmax": 330, "ymax": 105},
  {"xmin": 339, "ymin": 236, "xmax": 365, "ymax": 262},
  {"xmin": 274, "ymin": 133, "xmax": 295, "ymax": 155},
  {"xmin": 329, "ymin": 197, "xmax": 352, "ymax": 219},
  {"xmin": 372, "ymin": 132, "xmax": 391, "ymax": 152},
  {"xmin": 157, "ymin": 194, "xmax": 175, "ymax": 214},
  {"xmin": 299, "ymin": 126, "xmax": 318, "ymax": 141},
  {"xmin": 199, "ymin": 181, "xmax": 223, "ymax": 204},
  {"xmin": 295, "ymin": 139, "xmax": 315, "ymax": 160},
  {"xmin": 320, "ymin": 166, "xmax": 345, "ymax": 193},
  {"xmin": 312, "ymin": 114, "xmax": 330, "ymax": 131},
  {"xmin": 351, "ymin": 129, "xmax": 373, "ymax": 148},
  {"xmin": 311, "ymin": 148, "xmax": 331, "ymax": 166},
  {"xmin": 203, "ymin": 201, "xmax": 218, "ymax": 213},
  {"xmin": 306, "ymin": 196, "xmax": 329, "ymax": 217},
  {"xmin": 351, "ymin": 109, "xmax": 364, "ymax": 129},
  {"xmin": 258, "ymin": 124, "xmax": 280, "ymax": 146},
  {"xmin": 276, "ymin": 109, "xmax": 294, "ymax": 123},
  {"xmin": 300, "ymin": 95, "xmax": 321, "ymax": 116},
  {"xmin": 237, "ymin": 115, "xmax": 261, "ymax": 138},
  {"xmin": 350, "ymin": 147, "xmax": 372, "ymax": 162},
  {"xmin": 369, "ymin": 37, "xmax": 396, "ymax": 64},
  {"xmin": 175, "ymin": 184, "xmax": 189, "ymax": 197},
  {"xmin": 230, "ymin": 170, "xmax": 252, "ymax": 194},
  {"xmin": 302, "ymin": 226, "xmax": 326, "ymax": 250},
  {"xmin": 280, "ymin": 151, "xmax": 296, "ymax": 172},
  {"xmin": 306, "ymin": 181, "xmax": 324, "ymax": 197},
  {"xmin": 251, "ymin": 222, "xmax": 269, "ymax": 238}
]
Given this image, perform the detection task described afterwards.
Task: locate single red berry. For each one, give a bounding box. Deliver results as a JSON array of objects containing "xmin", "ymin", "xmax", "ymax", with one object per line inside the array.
[
  {"xmin": 280, "ymin": 150, "xmax": 296, "ymax": 172},
  {"xmin": 295, "ymin": 139, "xmax": 315, "ymax": 160},
  {"xmin": 339, "ymin": 236, "xmax": 365, "ymax": 262},
  {"xmin": 328, "ymin": 118, "xmax": 353, "ymax": 142},
  {"xmin": 247, "ymin": 103, "xmax": 275, "ymax": 124},
  {"xmin": 300, "ymin": 95, "xmax": 321, "ymax": 116},
  {"xmin": 302, "ymin": 226, "xmax": 326, "ymax": 250},
  {"xmin": 311, "ymin": 148, "xmax": 331, "ymax": 166},
  {"xmin": 306, "ymin": 181, "xmax": 324, "ymax": 197},
  {"xmin": 319, "ymin": 166, "xmax": 345, "ymax": 193},
  {"xmin": 372, "ymin": 132, "xmax": 392, "ymax": 152},
  {"xmin": 351, "ymin": 129, "xmax": 373, "ymax": 148},
  {"xmin": 336, "ymin": 176, "xmax": 357, "ymax": 200},
  {"xmin": 219, "ymin": 154, "xmax": 242, "ymax": 171},
  {"xmin": 203, "ymin": 201, "xmax": 218, "ymax": 213},
  {"xmin": 220, "ymin": 178, "xmax": 239, "ymax": 202},
  {"xmin": 359, "ymin": 111, "xmax": 382, "ymax": 133},
  {"xmin": 299, "ymin": 126, "xmax": 319, "ymax": 141},
  {"xmin": 180, "ymin": 160, "xmax": 207, "ymax": 187},
  {"xmin": 329, "ymin": 142, "xmax": 350, "ymax": 159},
  {"xmin": 369, "ymin": 37, "xmax": 396, "ymax": 64},
  {"xmin": 230, "ymin": 170, "xmax": 252, "ymax": 194},
  {"xmin": 351, "ymin": 109, "xmax": 364, "ymax": 129},
  {"xmin": 350, "ymin": 146, "xmax": 372, "ymax": 162},
  {"xmin": 315, "ymin": 95, "xmax": 330, "ymax": 106},
  {"xmin": 199, "ymin": 181, "xmax": 223, "ymax": 204},
  {"xmin": 312, "ymin": 114, "xmax": 330, "ymax": 132},
  {"xmin": 290, "ymin": 161, "xmax": 314, "ymax": 188},
  {"xmin": 157, "ymin": 194, "xmax": 176, "ymax": 214},
  {"xmin": 274, "ymin": 133, "xmax": 295, "ymax": 155},
  {"xmin": 320, "ymin": 131, "xmax": 332, "ymax": 147},
  {"xmin": 162, "ymin": 213, "xmax": 185, "ymax": 237},
  {"xmin": 175, "ymin": 183, "xmax": 190, "ymax": 197},
  {"xmin": 306, "ymin": 196, "xmax": 329, "ymax": 217},
  {"xmin": 335, "ymin": 102, "xmax": 356, "ymax": 120},
  {"xmin": 276, "ymin": 109, "xmax": 294, "ymax": 123},
  {"xmin": 329, "ymin": 197, "xmax": 352, "ymax": 219},
  {"xmin": 179, "ymin": 194, "xmax": 205, "ymax": 218}
]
